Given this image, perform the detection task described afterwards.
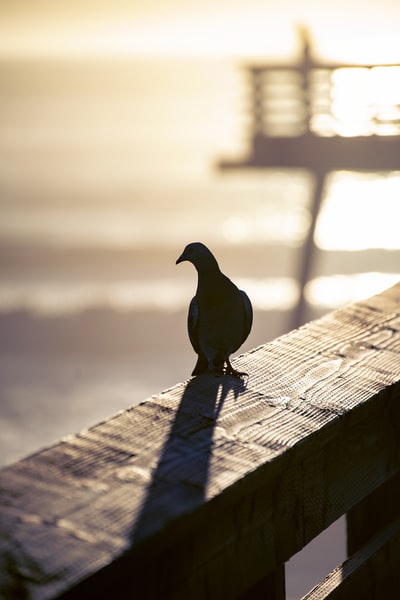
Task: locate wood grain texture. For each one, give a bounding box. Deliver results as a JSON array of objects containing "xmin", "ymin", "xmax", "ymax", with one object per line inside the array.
[{"xmin": 0, "ymin": 283, "xmax": 399, "ymax": 599}]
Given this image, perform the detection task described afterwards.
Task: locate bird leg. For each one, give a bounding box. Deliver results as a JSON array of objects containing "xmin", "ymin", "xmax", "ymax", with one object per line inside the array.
[
  {"xmin": 225, "ymin": 359, "xmax": 248, "ymax": 378},
  {"xmin": 208, "ymin": 360, "xmax": 225, "ymax": 377}
]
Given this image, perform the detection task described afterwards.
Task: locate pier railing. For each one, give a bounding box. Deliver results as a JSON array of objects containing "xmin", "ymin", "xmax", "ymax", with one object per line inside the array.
[
  {"xmin": 1, "ymin": 282, "xmax": 399, "ymax": 599},
  {"xmin": 217, "ymin": 29, "xmax": 400, "ymax": 329}
]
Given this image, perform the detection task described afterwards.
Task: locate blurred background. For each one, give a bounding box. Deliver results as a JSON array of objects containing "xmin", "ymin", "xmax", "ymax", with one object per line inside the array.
[{"xmin": 1, "ymin": 2, "xmax": 400, "ymax": 596}]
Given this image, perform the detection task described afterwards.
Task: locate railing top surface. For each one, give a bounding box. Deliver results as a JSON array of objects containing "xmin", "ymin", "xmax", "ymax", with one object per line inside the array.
[{"xmin": 1, "ymin": 283, "xmax": 400, "ymax": 598}]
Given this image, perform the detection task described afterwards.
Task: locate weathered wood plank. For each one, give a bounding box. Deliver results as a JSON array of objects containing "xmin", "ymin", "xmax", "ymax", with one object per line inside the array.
[{"xmin": 0, "ymin": 283, "xmax": 399, "ymax": 599}]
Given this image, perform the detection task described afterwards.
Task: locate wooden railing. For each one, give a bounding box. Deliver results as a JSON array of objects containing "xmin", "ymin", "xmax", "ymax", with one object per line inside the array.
[{"xmin": 1, "ymin": 283, "xmax": 399, "ymax": 599}]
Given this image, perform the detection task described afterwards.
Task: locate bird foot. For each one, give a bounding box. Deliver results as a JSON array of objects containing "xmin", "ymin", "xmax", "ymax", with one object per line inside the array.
[
  {"xmin": 225, "ymin": 361, "xmax": 248, "ymax": 379},
  {"xmin": 227, "ymin": 369, "xmax": 248, "ymax": 379}
]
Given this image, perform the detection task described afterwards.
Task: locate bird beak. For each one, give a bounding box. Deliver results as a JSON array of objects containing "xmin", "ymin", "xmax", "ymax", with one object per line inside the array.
[{"xmin": 176, "ymin": 252, "xmax": 185, "ymax": 265}]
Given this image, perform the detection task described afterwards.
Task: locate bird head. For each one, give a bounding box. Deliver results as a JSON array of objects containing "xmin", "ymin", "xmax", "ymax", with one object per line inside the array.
[{"xmin": 176, "ymin": 242, "xmax": 219, "ymax": 272}]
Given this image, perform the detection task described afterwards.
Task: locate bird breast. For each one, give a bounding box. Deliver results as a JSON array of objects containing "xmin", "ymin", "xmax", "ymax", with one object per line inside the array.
[{"xmin": 196, "ymin": 288, "xmax": 246, "ymax": 353}]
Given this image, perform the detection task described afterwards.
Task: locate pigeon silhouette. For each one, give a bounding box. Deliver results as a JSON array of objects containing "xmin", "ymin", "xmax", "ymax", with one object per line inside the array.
[{"xmin": 176, "ymin": 242, "xmax": 253, "ymax": 377}]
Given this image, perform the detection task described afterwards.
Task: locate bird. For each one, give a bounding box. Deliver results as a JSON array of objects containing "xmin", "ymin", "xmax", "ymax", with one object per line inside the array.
[{"xmin": 176, "ymin": 242, "xmax": 253, "ymax": 377}]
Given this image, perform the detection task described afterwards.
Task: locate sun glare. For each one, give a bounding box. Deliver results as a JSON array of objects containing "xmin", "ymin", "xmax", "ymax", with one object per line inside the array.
[
  {"xmin": 0, "ymin": 277, "xmax": 299, "ymax": 315},
  {"xmin": 312, "ymin": 66, "xmax": 400, "ymax": 137},
  {"xmin": 315, "ymin": 172, "xmax": 400, "ymax": 251},
  {"xmin": 221, "ymin": 209, "xmax": 309, "ymax": 246},
  {"xmin": 306, "ymin": 273, "xmax": 400, "ymax": 309}
]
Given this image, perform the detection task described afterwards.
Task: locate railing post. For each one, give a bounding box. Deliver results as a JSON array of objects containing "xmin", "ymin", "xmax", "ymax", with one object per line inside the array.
[
  {"xmin": 346, "ymin": 472, "xmax": 400, "ymax": 599},
  {"xmin": 239, "ymin": 565, "xmax": 285, "ymax": 600},
  {"xmin": 290, "ymin": 168, "xmax": 326, "ymax": 329},
  {"xmin": 346, "ymin": 471, "xmax": 400, "ymax": 591}
]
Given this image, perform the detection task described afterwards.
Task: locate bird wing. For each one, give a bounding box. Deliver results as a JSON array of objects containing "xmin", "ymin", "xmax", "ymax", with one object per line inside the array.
[
  {"xmin": 240, "ymin": 290, "xmax": 253, "ymax": 346},
  {"xmin": 188, "ymin": 295, "xmax": 209, "ymax": 375},
  {"xmin": 187, "ymin": 296, "xmax": 200, "ymax": 353}
]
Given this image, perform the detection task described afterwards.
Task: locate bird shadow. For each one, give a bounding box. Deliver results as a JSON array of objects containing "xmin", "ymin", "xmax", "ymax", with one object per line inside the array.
[{"xmin": 129, "ymin": 373, "xmax": 246, "ymax": 550}]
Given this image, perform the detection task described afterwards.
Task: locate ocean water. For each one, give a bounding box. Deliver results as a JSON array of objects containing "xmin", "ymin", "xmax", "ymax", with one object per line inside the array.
[
  {"xmin": 0, "ymin": 192, "xmax": 305, "ymax": 465},
  {"xmin": 1, "ymin": 56, "xmax": 399, "ymax": 598},
  {"xmin": 0, "ymin": 57, "xmax": 313, "ymax": 462}
]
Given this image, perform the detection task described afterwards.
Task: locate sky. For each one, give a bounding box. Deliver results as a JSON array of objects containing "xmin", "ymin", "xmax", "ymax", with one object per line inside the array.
[{"xmin": 1, "ymin": 0, "xmax": 400, "ymax": 62}]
